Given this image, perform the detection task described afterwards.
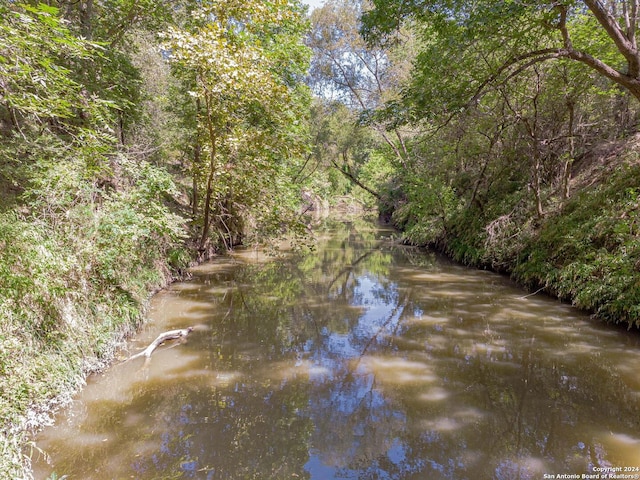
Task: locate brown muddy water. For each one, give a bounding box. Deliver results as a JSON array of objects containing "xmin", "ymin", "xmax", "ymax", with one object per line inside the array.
[{"xmin": 32, "ymin": 218, "xmax": 640, "ymax": 480}]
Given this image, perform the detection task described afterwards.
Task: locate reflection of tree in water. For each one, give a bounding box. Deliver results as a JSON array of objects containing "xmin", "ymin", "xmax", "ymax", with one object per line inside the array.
[
  {"xmin": 193, "ymin": 217, "xmax": 420, "ymax": 478},
  {"xmin": 347, "ymin": 282, "xmax": 640, "ymax": 480},
  {"xmin": 126, "ymin": 380, "xmax": 313, "ymax": 479},
  {"xmin": 39, "ymin": 218, "xmax": 640, "ymax": 479},
  {"xmin": 79, "ymin": 216, "xmax": 401, "ymax": 479},
  {"xmin": 159, "ymin": 218, "xmax": 640, "ymax": 479}
]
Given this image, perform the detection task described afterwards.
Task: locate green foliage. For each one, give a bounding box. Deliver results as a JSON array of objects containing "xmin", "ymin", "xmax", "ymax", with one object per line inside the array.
[
  {"xmin": 362, "ymin": 0, "xmax": 639, "ymax": 98},
  {"xmin": 392, "ymin": 173, "xmax": 463, "ymax": 246},
  {"xmin": 357, "ymin": 151, "xmax": 394, "ymax": 208},
  {"xmin": 162, "ymin": 0, "xmax": 312, "ymax": 251},
  {"xmin": 0, "ymin": 165, "xmax": 189, "ymax": 477},
  {"xmin": 0, "ymin": 3, "xmax": 195, "ymax": 477},
  {"xmin": 305, "ymin": 0, "xmax": 413, "ymax": 209},
  {"xmin": 91, "ymin": 158, "xmax": 187, "ymax": 290},
  {"xmin": 0, "ymin": 3, "xmax": 97, "ymax": 121},
  {"xmin": 391, "ymin": 139, "xmax": 640, "ymax": 328},
  {"xmin": 306, "ymin": 99, "xmax": 386, "ymax": 203},
  {"xmin": 0, "ymin": 2, "xmax": 314, "ymax": 472},
  {"xmin": 308, "ymin": 0, "xmax": 401, "ymax": 110},
  {"xmin": 346, "ymin": 0, "xmax": 640, "ymax": 332},
  {"xmin": 345, "ymin": 0, "xmax": 640, "ymax": 331},
  {"xmin": 0, "ymin": 146, "xmax": 190, "ymax": 470},
  {"xmin": 513, "ymin": 166, "xmax": 640, "ymax": 327}
]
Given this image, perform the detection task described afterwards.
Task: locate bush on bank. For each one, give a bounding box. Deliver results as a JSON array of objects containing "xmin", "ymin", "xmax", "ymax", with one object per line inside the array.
[
  {"xmin": 513, "ymin": 164, "xmax": 640, "ymax": 326},
  {"xmin": 395, "ymin": 146, "xmax": 640, "ymax": 330},
  {"xmin": 0, "ymin": 156, "xmax": 189, "ymax": 479}
]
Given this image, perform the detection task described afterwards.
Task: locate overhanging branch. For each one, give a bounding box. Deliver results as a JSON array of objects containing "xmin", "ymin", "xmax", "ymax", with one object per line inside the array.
[{"xmin": 330, "ymin": 158, "xmax": 381, "ymax": 199}]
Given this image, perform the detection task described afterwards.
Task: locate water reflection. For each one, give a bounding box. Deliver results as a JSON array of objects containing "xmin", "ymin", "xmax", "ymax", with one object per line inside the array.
[{"xmin": 33, "ymin": 218, "xmax": 640, "ymax": 479}]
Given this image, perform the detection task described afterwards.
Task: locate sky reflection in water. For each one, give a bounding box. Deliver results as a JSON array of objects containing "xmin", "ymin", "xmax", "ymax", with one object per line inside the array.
[{"xmin": 33, "ymin": 218, "xmax": 640, "ymax": 480}]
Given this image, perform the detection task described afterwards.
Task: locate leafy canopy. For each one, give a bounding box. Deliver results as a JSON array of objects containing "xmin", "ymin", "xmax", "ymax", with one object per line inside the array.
[{"xmin": 362, "ymin": 0, "xmax": 640, "ymax": 103}]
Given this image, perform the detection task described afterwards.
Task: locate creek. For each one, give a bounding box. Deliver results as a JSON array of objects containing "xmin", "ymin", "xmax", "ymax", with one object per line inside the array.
[{"xmin": 33, "ymin": 218, "xmax": 640, "ymax": 479}]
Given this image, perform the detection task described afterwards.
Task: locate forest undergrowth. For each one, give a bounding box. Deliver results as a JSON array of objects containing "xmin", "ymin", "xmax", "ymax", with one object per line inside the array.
[{"xmin": 402, "ymin": 134, "xmax": 640, "ymax": 328}]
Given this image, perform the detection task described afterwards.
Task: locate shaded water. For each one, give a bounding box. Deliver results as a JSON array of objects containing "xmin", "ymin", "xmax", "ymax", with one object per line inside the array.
[{"xmin": 33, "ymin": 218, "xmax": 640, "ymax": 480}]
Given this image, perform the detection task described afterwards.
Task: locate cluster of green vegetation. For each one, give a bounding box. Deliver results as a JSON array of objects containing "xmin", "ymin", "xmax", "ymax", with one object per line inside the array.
[
  {"xmin": 0, "ymin": 1, "xmax": 311, "ymax": 477},
  {"xmin": 513, "ymin": 162, "xmax": 640, "ymax": 324},
  {"xmin": 4, "ymin": 0, "xmax": 640, "ymax": 476},
  {"xmin": 307, "ymin": 0, "xmax": 640, "ymax": 329}
]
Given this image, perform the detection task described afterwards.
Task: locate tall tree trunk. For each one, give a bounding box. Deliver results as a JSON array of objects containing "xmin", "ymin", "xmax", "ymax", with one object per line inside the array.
[
  {"xmin": 192, "ymin": 142, "xmax": 200, "ymax": 219},
  {"xmin": 561, "ymin": 99, "xmax": 575, "ymax": 201},
  {"xmin": 192, "ymin": 98, "xmax": 202, "ymax": 220},
  {"xmin": 79, "ymin": 0, "xmax": 93, "ymax": 40},
  {"xmin": 199, "ymin": 92, "xmax": 217, "ymax": 251},
  {"xmin": 118, "ymin": 112, "xmax": 125, "ymax": 145},
  {"xmin": 532, "ymin": 149, "xmax": 544, "ymax": 219},
  {"xmin": 529, "ymin": 68, "xmax": 544, "ymax": 218}
]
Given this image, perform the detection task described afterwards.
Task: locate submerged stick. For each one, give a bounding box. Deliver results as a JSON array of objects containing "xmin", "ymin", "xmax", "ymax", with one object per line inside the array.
[
  {"xmin": 124, "ymin": 327, "xmax": 194, "ymax": 364},
  {"xmin": 519, "ymin": 286, "xmax": 546, "ymax": 299}
]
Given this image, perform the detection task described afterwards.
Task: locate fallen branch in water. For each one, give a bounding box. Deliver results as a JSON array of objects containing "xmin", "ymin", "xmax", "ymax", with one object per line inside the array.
[
  {"xmin": 124, "ymin": 327, "xmax": 194, "ymax": 364},
  {"xmin": 519, "ymin": 286, "xmax": 546, "ymax": 299}
]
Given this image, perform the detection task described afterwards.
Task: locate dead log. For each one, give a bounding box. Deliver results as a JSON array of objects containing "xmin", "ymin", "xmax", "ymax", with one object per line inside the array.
[{"xmin": 124, "ymin": 327, "xmax": 194, "ymax": 364}]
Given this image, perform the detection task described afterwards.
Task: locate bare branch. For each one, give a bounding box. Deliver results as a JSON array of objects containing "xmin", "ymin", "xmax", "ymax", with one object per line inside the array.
[
  {"xmin": 583, "ymin": 0, "xmax": 640, "ymax": 75},
  {"xmin": 123, "ymin": 327, "xmax": 194, "ymax": 364}
]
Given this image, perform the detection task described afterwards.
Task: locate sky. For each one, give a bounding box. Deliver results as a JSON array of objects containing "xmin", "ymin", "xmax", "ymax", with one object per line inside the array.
[{"xmin": 301, "ymin": 0, "xmax": 325, "ymax": 12}]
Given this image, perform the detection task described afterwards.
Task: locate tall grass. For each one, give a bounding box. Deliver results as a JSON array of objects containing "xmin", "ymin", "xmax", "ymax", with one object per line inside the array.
[{"xmin": 0, "ymin": 156, "xmax": 189, "ymax": 479}]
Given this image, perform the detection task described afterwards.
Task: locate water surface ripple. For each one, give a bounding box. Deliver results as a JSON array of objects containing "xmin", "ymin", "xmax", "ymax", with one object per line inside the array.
[{"xmin": 33, "ymin": 218, "xmax": 640, "ymax": 479}]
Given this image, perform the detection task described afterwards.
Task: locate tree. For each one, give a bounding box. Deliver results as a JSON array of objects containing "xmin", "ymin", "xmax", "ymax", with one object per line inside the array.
[
  {"xmin": 0, "ymin": 3, "xmax": 104, "ymax": 133},
  {"xmin": 307, "ymin": 0, "xmax": 413, "ymax": 167},
  {"xmin": 355, "ymin": 0, "xmax": 640, "ymax": 229},
  {"xmin": 362, "ymin": 0, "xmax": 640, "ymax": 104},
  {"xmin": 0, "ymin": 1, "xmax": 117, "ymax": 207},
  {"xmin": 308, "ymin": 99, "xmax": 384, "ymax": 201},
  {"xmin": 162, "ymin": 0, "xmax": 311, "ymax": 251}
]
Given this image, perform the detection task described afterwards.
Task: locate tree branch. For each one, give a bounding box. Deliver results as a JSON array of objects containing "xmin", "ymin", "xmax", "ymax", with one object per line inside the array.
[
  {"xmin": 124, "ymin": 327, "xmax": 194, "ymax": 364},
  {"xmin": 583, "ymin": 0, "xmax": 640, "ymax": 76},
  {"xmin": 469, "ymin": 48, "xmax": 564, "ymax": 105},
  {"xmin": 330, "ymin": 158, "xmax": 381, "ymax": 199}
]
